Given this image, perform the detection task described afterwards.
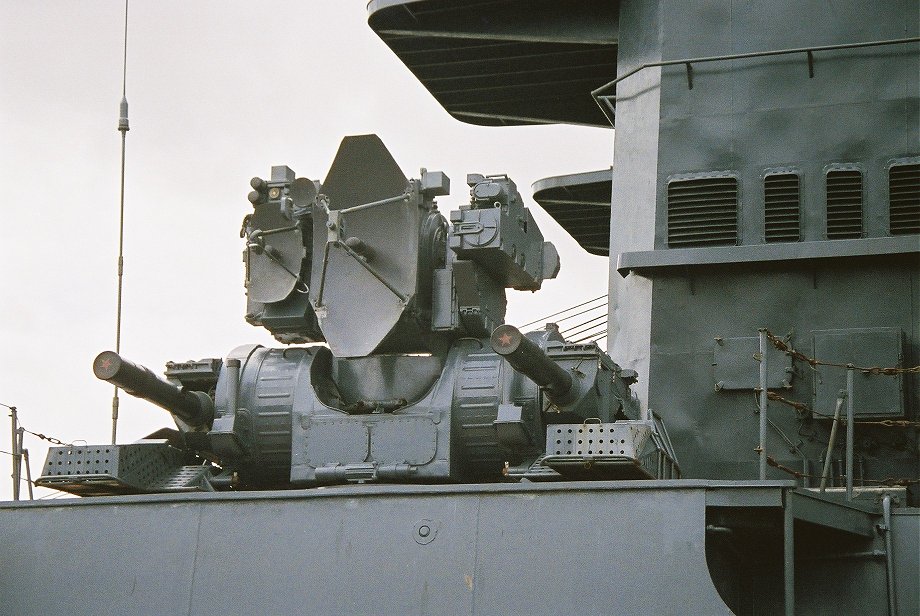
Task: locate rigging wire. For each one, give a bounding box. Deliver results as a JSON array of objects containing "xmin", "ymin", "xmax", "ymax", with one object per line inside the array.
[
  {"xmin": 571, "ymin": 331, "xmax": 607, "ymax": 344},
  {"xmin": 559, "ymin": 314, "xmax": 607, "ymax": 337},
  {"xmin": 571, "ymin": 330, "xmax": 607, "ymax": 344},
  {"xmin": 520, "ymin": 294, "xmax": 607, "ymax": 328},
  {"xmin": 112, "ymin": 0, "xmax": 130, "ymax": 445},
  {"xmin": 562, "ymin": 323, "xmax": 605, "ymax": 343},
  {"xmin": 565, "ymin": 319, "xmax": 606, "ymax": 334},
  {"xmin": 537, "ymin": 302, "xmax": 607, "ymax": 328}
]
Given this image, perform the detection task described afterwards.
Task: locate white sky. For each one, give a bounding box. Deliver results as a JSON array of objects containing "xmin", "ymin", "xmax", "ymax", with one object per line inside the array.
[{"xmin": 0, "ymin": 2, "xmax": 613, "ymax": 499}]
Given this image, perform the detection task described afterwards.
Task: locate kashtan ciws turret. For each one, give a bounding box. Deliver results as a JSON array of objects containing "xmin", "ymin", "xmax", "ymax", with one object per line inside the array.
[{"xmin": 36, "ymin": 135, "xmax": 677, "ymax": 495}]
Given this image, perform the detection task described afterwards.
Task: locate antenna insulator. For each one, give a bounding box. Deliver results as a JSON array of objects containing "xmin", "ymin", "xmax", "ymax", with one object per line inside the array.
[{"xmin": 117, "ymin": 96, "xmax": 130, "ymax": 132}]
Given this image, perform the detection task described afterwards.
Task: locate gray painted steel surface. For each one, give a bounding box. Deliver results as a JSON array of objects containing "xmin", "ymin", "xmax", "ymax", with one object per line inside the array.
[
  {"xmin": 597, "ymin": 0, "xmax": 920, "ymax": 495},
  {"xmin": 364, "ymin": 2, "xmax": 919, "ymax": 612},
  {"xmin": 890, "ymin": 510, "xmax": 920, "ymax": 613},
  {"xmin": 0, "ymin": 482, "xmax": 745, "ymax": 615},
  {"xmin": 3, "ymin": 482, "xmax": 915, "ymax": 615},
  {"xmin": 4, "ymin": 2, "xmax": 918, "ymax": 615}
]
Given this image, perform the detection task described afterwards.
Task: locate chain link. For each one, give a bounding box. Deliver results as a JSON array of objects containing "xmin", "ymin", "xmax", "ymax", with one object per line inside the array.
[
  {"xmin": 764, "ymin": 330, "xmax": 920, "ymax": 375},
  {"xmin": 766, "ymin": 392, "xmax": 920, "ymax": 428},
  {"xmin": 766, "ymin": 456, "xmax": 919, "ymax": 486}
]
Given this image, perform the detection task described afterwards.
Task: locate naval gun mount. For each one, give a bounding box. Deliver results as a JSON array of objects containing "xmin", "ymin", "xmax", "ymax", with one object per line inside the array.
[{"xmin": 37, "ymin": 135, "xmax": 678, "ymax": 495}]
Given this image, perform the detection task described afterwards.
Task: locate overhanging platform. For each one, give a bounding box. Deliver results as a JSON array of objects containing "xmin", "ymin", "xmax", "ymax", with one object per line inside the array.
[
  {"xmin": 531, "ymin": 169, "xmax": 612, "ymax": 256},
  {"xmin": 368, "ymin": 0, "xmax": 619, "ymax": 127}
]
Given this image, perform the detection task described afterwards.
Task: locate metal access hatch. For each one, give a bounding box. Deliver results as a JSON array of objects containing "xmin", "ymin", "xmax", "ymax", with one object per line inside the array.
[{"xmin": 812, "ymin": 327, "xmax": 906, "ymax": 418}]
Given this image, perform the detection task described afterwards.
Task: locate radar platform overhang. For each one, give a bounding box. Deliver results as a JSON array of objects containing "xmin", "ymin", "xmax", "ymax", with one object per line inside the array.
[
  {"xmin": 367, "ymin": 0, "xmax": 619, "ymax": 127},
  {"xmin": 532, "ymin": 169, "xmax": 612, "ymax": 256}
]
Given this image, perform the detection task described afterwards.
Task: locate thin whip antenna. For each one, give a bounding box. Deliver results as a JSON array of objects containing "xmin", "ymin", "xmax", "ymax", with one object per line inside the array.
[{"xmin": 112, "ymin": 0, "xmax": 130, "ymax": 445}]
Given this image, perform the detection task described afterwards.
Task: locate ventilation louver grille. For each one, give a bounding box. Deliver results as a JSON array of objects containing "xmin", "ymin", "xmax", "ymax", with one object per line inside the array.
[
  {"xmin": 826, "ymin": 169, "xmax": 863, "ymax": 239},
  {"xmin": 764, "ymin": 173, "xmax": 800, "ymax": 242},
  {"xmin": 667, "ymin": 177, "xmax": 738, "ymax": 247},
  {"xmin": 889, "ymin": 163, "xmax": 920, "ymax": 235}
]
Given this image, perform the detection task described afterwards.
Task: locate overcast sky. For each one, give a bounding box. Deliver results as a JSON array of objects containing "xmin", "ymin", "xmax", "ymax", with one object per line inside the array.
[{"xmin": 0, "ymin": 2, "xmax": 613, "ymax": 499}]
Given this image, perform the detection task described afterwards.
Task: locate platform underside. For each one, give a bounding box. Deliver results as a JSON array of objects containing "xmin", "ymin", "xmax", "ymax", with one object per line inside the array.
[{"xmin": 1, "ymin": 480, "xmax": 916, "ymax": 615}]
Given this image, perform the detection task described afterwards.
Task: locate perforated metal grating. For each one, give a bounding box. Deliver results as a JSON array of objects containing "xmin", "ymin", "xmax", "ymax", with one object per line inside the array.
[
  {"xmin": 549, "ymin": 424, "xmax": 636, "ymax": 456},
  {"xmin": 764, "ymin": 173, "xmax": 800, "ymax": 242},
  {"xmin": 826, "ymin": 169, "xmax": 863, "ymax": 239},
  {"xmin": 36, "ymin": 442, "xmax": 198, "ymax": 496},
  {"xmin": 889, "ymin": 163, "xmax": 920, "ymax": 235},
  {"xmin": 149, "ymin": 465, "xmax": 212, "ymax": 491},
  {"xmin": 667, "ymin": 177, "xmax": 738, "ymax": 247},
  {"xmin": 44, "ymin": 445, "xmax": 117, "ymax": 477}
]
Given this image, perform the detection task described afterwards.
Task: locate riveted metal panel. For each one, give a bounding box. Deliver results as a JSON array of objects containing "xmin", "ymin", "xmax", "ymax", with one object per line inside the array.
[
  {"xmin": 713, "ymin": 335, "xmax": 793, "ymax": 391},
  {"xmin": 303, "ymin": 417, "xmax": 370, "ymax": 466},
  {"xmin": 370, "ymin": 415, "xmax": 437, "ymax": 465}
]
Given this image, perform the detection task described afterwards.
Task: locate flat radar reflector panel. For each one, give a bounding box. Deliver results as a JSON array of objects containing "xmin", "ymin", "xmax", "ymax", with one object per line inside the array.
[
  {"xmin": 247, "ymin": 197, "xmax": 306, "ymax": 304},
  {"xmin": 321, "ymin": 134, "xmax": 408, "ymax": 212},
  {"xmin": 310, "ymin": 135, "xmax": 425, "ymax": 357}
]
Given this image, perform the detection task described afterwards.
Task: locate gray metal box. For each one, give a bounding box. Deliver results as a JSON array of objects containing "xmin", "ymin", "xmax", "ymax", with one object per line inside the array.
[
  {"xmin": 812, "ymin": 328, "xmax": 905, "ymax": 418},
  {"xmin": 448, "ymin": 207, "xmax": 546, "ymax": 290}
]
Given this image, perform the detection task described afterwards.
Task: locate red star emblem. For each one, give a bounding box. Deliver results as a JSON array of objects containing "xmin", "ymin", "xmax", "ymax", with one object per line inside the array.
[
  {"xmin": 497, "ymin": 332, "xmax": 513, "ymax": 346},
  {"xmin": 99, "ymin": 357, "xmax": 112, "ymax": 370}
]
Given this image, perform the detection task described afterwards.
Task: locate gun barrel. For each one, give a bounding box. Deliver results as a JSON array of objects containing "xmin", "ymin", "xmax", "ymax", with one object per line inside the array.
[
  {"xmin": 93, "ymin": 351, "xmax": 212, "ymax": 426},
  {"xmin": 490, "ymin": 324, "xmax": 572, "ymax": 401}
]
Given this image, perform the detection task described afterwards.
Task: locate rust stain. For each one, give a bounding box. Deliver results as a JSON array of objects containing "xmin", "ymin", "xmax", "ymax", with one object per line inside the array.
[{"xmin": 464, "ymin": 574, "xmax": 473, "ymax": 591}]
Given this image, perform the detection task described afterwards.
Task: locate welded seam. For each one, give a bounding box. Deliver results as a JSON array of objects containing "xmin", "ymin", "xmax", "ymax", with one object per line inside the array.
[{"xmin": 185, "ymin": 504, "xmax": 204, "ymax": 616}]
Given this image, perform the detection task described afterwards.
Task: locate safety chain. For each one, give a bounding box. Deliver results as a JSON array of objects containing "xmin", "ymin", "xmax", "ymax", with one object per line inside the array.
[
  {"xmin": 767, "ymin": 392, "xmax": 812, "ymax": 414},
  {"xmin": 858, "ymin": 419, "xmax": 920, "ymax": 428},
  {"xmin": 766, "ymin": 456, "xmax": 919, "ymax": 486},
  {"xmin": 766, "ymin": 392, "xmax": 920, "ymax": 428},
  {"xmin": 764, "ymin": 330, "xmax": 920, "ymax": 375}
]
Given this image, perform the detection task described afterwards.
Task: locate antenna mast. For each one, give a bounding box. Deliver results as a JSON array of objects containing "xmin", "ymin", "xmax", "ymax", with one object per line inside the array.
[{"xmin": 112, "ymin": 0, "xmax": 130, "ymax": 444}]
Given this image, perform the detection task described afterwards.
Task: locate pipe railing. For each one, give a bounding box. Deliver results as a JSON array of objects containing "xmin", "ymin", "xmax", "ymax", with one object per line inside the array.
[{"xmin": 591, "ymin": 36, "xmax": 920, "ymax": 126}]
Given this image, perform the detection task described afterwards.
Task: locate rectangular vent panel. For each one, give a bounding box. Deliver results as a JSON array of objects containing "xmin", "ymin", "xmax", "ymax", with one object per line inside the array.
[
  {"xmin": 826, "ymin": 169, "xmax": 863, "ymax": 239},
  {"xmin": 889, "ymin": 163, "xmax": 920, "ymax": 235},
  {"xmin": 764, "ymin": 173, "xmax": 800, "ymax": 242},
  {"xmin": 667, "ymin": 177, "xmax": 738, "ymax": 247}
]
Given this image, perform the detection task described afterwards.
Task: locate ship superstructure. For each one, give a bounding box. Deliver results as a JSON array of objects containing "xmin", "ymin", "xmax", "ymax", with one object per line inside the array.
[{"xmin": 1, "ymin": 2, "xmax": 917, "ymax": 614}]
